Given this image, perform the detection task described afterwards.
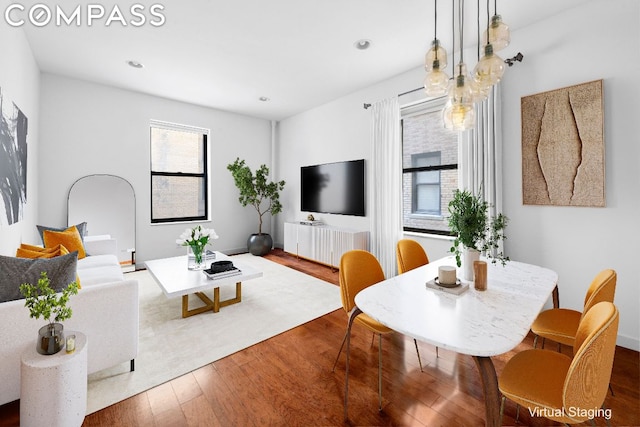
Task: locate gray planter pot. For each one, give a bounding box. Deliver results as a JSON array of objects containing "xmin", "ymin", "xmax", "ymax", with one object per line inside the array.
[{"xmin": 247, "ymin": 233, "xmax": 273, "ymax": 256}]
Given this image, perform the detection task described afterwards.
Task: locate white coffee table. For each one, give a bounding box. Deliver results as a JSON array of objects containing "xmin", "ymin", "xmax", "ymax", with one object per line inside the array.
[{"xmin": 145, "ymin": 252, "xmax": 262, "ymax": 318}]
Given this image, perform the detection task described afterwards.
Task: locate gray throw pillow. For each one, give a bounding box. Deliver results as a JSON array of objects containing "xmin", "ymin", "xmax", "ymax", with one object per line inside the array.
[
  {"xmin": 0, "ymin": 251, "xmax": 78, "ymax": 303},
  {"xmin": 37, "ymin": 222, "xmax": 87, "ymax": 244}
]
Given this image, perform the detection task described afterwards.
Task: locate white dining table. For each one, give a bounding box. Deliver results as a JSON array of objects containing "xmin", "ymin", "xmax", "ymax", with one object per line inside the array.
[{"xmin": 346, "ymin": 255, "xmax": 558, "ymax": 427}]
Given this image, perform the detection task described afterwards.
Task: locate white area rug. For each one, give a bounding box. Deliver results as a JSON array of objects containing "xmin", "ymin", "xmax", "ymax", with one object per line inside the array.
[{"xmin": 86, "ymin": 254, "xmax": 341, "ymax": 414}]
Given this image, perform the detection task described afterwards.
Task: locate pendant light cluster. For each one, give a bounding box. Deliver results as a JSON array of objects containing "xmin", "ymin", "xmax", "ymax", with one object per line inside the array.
[{"xmin": 424, "ymin": 0, "xmax": 510, "ymax": 131}]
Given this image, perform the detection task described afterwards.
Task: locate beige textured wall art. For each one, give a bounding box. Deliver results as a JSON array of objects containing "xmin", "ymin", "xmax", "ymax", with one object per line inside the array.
[{"xmin": 521, "ymin": 79, "xmax": 605, "ymax": 207}]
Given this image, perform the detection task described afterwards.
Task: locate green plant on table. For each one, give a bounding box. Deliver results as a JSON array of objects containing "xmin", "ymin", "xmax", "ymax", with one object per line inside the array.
[
  {"xmin": 176, "ymin": 225, "xmax": 219, "ymax": 264},
  {"xmin": 20, "ymin": 272, "xmax": 79, "ymax": 324},
  {"xmin": 447, "ymin": 189, "xmax": 509, "ymax": 267}
]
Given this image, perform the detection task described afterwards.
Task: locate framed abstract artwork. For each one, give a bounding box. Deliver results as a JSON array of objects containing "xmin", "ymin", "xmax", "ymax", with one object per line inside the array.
[
  {"xmin": 0, "ymin": 86, "xmax": 29, "ymax": 225},
  {"xmin": 521, "ymin": 79, "xmax": 605, "ymax": 207}
]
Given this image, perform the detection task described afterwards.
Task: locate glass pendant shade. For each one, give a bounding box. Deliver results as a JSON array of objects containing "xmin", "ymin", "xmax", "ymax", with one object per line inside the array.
[
  {"xmin": 470, "ymin": 77, "xmax": 489, "ymax": 102},
  {"xmin": 443, "ymin": 100, "xmax": 475, "ymax": 130},
  {"xmin": 443, "ymin": 64, "xmax": 475, "ymax": 130},
  {"xmin": 425, "ymin": 39, "xmax": 447, "ymax": 71},
  {"xmin": 473, "ymin": 44, "xmax": 505, "ymax": 90},
  {"xmin": 482, "ymin": 14, "xmax": 510, "ymax": 51},
  {"xmin": 424, "ymin": 60, "xmax": 449, "ymax": 97}
]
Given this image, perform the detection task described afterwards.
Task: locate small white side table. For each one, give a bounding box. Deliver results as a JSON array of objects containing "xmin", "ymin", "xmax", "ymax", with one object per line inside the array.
[{"xmin": 20, "ymin": 331, "xmax": 88, "ymax": 427}]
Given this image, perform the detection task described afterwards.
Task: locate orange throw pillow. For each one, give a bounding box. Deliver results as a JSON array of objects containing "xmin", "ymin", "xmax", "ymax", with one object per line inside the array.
[
  {"xmin": 16, "ymin": 244, "xmax": 70, "ymax": 259},
  {"xmin": 43, "ymin": 226, "xmax": 86, "ymax": 259}
]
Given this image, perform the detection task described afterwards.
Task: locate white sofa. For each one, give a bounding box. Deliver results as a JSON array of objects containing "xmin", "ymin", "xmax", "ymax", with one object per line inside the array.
[{"xmin": 0, "ymin": 241, "xmax": 139, "ymax": 406}]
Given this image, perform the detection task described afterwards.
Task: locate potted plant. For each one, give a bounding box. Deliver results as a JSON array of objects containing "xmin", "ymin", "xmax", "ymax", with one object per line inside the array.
[
  {"xmin": 448, "ymin": 189, "xmax": 509, "ymax": 280},
  {"xmin": 20, "ymin": 272, "xmax": 79, "ymax": 355},
  {"xmin": 227, "ymin": 158, "xmax": 286, "ymax": 256}
]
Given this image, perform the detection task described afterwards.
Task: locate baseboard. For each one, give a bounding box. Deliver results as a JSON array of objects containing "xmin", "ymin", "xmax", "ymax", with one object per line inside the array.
[{"xmin": 617, "ymin": 333, "xmax": 639, "ymax": 351}]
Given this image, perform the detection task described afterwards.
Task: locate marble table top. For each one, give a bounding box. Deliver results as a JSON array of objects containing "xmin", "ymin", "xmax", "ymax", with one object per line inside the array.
[{"xmin": 354, "ymin": 256, "xmax": 558, "ymax": 357}]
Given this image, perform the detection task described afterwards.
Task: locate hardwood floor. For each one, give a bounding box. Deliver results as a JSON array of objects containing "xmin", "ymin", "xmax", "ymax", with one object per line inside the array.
[{"xmin": 1, "ymin": 249, "xmax": 638, "ymax": 426}]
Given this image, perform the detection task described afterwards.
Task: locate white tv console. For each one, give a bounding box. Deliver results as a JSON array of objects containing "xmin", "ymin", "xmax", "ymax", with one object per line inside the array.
[{"xmin": 283, "ymin": 222, "xmax": 370, "ymax": 268}]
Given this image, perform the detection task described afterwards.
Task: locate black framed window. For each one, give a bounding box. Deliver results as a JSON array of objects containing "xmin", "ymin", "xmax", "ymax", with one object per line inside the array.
[
  {"xmin": 150, "ymin": 122, "xmax": 209, "ymax": 223},
  {"xmin": 401, "ymin": 98, "xmax": 458, "ymax": 235}
]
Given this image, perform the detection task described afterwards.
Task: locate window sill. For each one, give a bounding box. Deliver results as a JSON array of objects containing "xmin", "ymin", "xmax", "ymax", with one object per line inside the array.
[{"xmin": 403, "ymin": 230, "xmax": 455, "ymax": 242}]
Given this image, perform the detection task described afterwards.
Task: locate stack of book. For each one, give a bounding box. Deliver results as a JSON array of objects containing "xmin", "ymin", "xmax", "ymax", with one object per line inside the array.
[{"xmin": 203, "ymin": 260, "xmax": 242, "ymax": 280}]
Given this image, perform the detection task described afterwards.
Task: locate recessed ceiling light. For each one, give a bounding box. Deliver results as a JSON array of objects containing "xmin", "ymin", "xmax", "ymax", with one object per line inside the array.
[
  {"xmin": 354, "ymin": 39, "xmax": 372, "ymax": 50},
  {"xmin": 259, "ymin": 96, "xmax": 270, "ymax": 102},
  {"xmin": 127, "ymin": 60, "xmax": 144, "ymax": 69}
]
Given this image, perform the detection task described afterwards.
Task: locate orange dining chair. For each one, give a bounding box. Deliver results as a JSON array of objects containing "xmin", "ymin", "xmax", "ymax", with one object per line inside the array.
[
  {"xmin": 396, "ymin": 239, "xmax": 436, "ymax": 361},
  {"xmin": 396, "ymin": 239, "xmax": 430, "ymax": 273},
  {"xmin": 332, "ymin": 249, "xmax": 422, "ymax": 411},
  {"xmin": 499, "ymin": 301, "xmax": 619, "ymax": 426},
  {"xmin": 531, "ymin": 269, "xmax": 616, "ymax": 350}
]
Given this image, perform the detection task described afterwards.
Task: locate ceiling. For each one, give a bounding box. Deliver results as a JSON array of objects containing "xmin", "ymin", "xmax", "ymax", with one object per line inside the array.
[{"xmin": 19, "ymin": 0, "xmax": 589, "ymax": 121}]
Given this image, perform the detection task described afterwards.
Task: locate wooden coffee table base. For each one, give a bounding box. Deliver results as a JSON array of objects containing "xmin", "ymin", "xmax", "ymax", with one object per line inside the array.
[{"xmin": 181, "ymin": 282, "xmax": 242, "ymax": 318}]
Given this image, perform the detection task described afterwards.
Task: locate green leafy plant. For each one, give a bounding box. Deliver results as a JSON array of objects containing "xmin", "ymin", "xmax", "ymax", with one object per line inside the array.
[
  {"xmin": 20, "ymin": 272, "xmax": 79, "ymax": 324},
  {"xmin": 227, "ymin": 158, "xmax": 286, "ymax": 234},
  {"xmin": 447, "ymin": 189, "xmax": 509, "ymax": 267}
]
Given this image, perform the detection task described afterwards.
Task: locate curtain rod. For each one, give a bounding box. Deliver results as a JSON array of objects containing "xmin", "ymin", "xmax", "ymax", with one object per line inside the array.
[
  {"xmin": 363, "ymin": 86, "xmax": 424, "ymax": 109},
  {"xmin": 363, "ymin": 52, "xmax": 523, "ymax": 110}
]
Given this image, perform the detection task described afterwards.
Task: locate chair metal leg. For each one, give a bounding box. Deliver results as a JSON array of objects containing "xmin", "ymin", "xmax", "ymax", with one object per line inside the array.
[
  {"xmin": 378, "ymin": 333, "xmax": 383, "ymax": 411},
  {"xmin": 533, "ymin": 334, "xmax": 539, "ymax": 348},
  {"xmin": 516, "ymin": 403, "xmax": 520, "ymax": 423},
  {"xmin": 413, "ymin": 339, "xmax": 423, "ymax": 372},
  {"xmin": 343, "ymin": 307, "xmax": 362, "ymax": 422},
  {"xmin": 499, "ymin": 396, "xmax": 506, "ymax": 426},
  {"xmin": 541, "ymin": 337, "xmax": 546, "ymax": 349},
  {"xmin": 332, "ymin": 329, "xmax": 349, "ymax": 372},
  {"xmin": 436, "ymin": 346, "xmax": 439, "ymax": 358}
]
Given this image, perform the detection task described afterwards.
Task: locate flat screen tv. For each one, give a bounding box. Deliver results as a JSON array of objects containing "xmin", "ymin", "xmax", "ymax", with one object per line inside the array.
[{"xmin": 301, "ymin": 159, "xmax": 365, "ymax": 216}]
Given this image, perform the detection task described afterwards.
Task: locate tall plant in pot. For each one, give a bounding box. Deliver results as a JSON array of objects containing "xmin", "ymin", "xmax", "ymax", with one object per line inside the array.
[
  {"xmin": 227, "ymin": 158, "xmax": 286, "ymax": 256},
  {"xmin": 447, "ymin": 189, "xmax": 509, "ymax": 280},
  {"xmin": 20, "ymin": 272, "xmax": 79, "ymax": 355}
]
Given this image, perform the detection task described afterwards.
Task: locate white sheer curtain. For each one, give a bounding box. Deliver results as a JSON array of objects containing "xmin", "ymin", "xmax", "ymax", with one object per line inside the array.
[
  {"xmin": 370, "ymin": 97, "xmax": 402, "ymax": 278},
  {"xmin": 459, "ymin": 83, "xmax": 504, "ymax": 250}
]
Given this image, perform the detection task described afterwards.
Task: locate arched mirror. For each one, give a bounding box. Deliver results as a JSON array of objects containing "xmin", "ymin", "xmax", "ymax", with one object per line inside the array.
[{"xmin": 68, "ymin": 174, "xmax": 136, "ymax": 271}]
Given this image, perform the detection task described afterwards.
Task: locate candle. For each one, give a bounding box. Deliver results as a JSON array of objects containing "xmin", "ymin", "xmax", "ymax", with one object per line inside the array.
[
  {"xmin": 66, "ymin": 334, "xmax": 76, "ymax": 354},
  {"xmin": 439, "ymin": 266, "xmax": 457, "ymax": 285}
]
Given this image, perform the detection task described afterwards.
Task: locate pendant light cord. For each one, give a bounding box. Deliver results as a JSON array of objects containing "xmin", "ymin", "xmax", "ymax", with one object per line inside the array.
[
  {"xmin": 458, "ymin": 0, "xmax": 465, "ymax": 75},
  {"xmin": 434, "ymin": 0, "xmax": 438, "ymax": 41},
  {"xmin": 451, "ymin": 0, "xmax": 455, "ymax": 75},
  {"xmin": 486, "ymin": 0, "xmax": 491, "ymax": 45}
]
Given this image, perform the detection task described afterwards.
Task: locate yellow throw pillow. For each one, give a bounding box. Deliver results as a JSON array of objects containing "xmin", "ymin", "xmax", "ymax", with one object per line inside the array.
[
  {"xmin": 16, "ymin": 244, "xmax": 70, "ymax": 259},
  {"xmin": 18, "ymin": 243, "xmax": 57, "ymax": 253},
  {"xmin": 43, "ymin": 226, "xmax": 86, "ymax": 259}
]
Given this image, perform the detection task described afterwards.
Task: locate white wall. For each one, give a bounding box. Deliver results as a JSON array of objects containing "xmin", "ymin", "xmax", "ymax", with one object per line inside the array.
[
  {"xmin": 0, "ymin": 26, "xmax": 40, "ymax": 255},
  {"xmin": 38, "ymin": 74, "xmax": 273, "ymax": 265},
  {"xmin": 278, "ymin": 0, "xmax": 639, "ymax": 350},
  {"xmin": 501, "ymin": 0, "xmax": 639, "ymax": 350}
]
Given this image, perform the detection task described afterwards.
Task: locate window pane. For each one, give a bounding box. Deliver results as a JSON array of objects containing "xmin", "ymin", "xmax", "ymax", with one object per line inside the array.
[
  {"xmin": 150, "ymin": 128, "xmax": 204, "ymax": 173},
  {"xmin": 416, "ymin": 184, "xmax": 440, "ymax": 214},
  {"xmin": 402, "ymin": 112, "xmax": 456, "ymax": 169},
  {"xmin": 402, "ymin": 100, "xmax": 458, "ymax": 234},
  {"xmin": 151, "ymin": 176, "xmax": 206, "ymax": 220}
]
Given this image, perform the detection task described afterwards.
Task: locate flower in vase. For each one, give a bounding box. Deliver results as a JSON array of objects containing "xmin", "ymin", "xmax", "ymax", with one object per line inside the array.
[{"xmin": 176, "ymin": 225, "xmax": 219, "ymax": 264}]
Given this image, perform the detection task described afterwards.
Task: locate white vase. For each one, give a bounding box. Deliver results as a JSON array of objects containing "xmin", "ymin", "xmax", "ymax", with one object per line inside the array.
[{"xmin": 462, "ymin": 247, "xmax": 480, "ymax": 281}]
